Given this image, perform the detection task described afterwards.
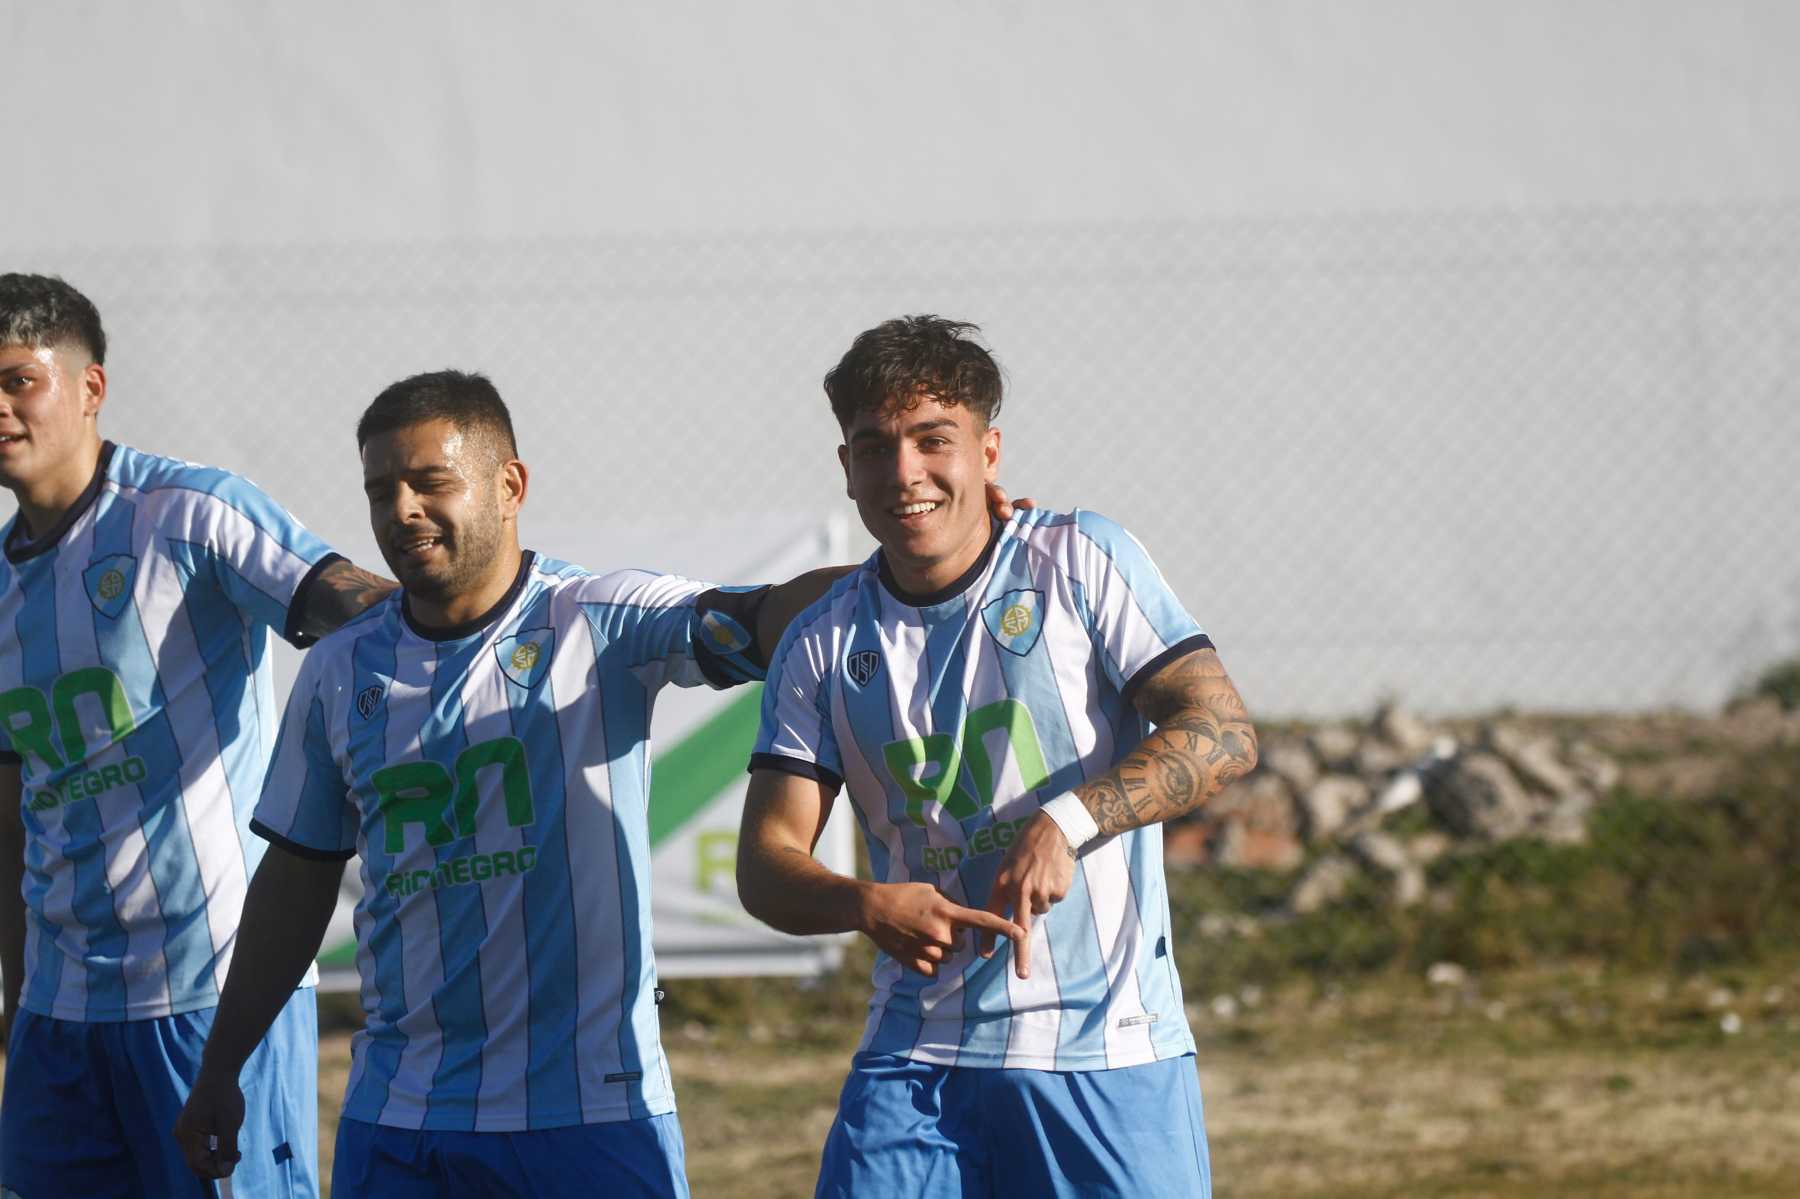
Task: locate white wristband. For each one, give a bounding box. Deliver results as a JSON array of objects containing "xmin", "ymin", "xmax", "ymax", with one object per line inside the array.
[{"xmin": 1040, "ymin": 791, "xmax": 1100, "ymax": 853}]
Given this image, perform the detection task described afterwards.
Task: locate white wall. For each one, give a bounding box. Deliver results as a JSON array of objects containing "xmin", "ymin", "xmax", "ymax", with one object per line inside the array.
[{"xmin": 11, "ymin": 2, "xmax": 1800, "ymax": 243}]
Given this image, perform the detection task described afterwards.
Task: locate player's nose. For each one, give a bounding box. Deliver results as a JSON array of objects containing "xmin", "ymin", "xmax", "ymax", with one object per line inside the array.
[
  {"xmin": 890, "ymin": 443, "xmax": 928, "ymax": 486},
  {"xmin": 382, "ymin": 483, "xmax": 428, "ymax": 528}
]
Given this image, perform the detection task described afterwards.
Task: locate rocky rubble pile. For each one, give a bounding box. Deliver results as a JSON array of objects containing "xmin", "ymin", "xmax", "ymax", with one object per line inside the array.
[{"xmin": 1167, "ymin": 703, "xmax": 1625, "ymax": 913}]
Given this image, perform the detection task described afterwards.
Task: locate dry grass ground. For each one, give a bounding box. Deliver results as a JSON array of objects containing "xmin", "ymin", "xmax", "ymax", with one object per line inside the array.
[{"xmin": 300, "ymin": 961, "xmax": 1800, "ymax": 1197}]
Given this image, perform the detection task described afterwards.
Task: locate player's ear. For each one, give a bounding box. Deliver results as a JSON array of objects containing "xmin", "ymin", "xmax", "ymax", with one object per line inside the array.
[
  {"xmin": 837, "ymin": 443, "xmax": 852, "ymax": 497},
  {"xmin": 499, "ymin": 458, "xmax": 528, "ymax": 518},
  {"xmin": 981, "ymin": 424, "xmax": 1000, "ymax": 482},
  {"xmin": 80, "ymin": 361, "xmax": 106, "ymax": 419}
]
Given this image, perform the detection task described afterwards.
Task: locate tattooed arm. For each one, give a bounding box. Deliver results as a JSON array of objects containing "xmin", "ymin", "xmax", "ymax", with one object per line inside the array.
[
  {"xmin": 291, "ymin": 559, "xmax": 398, "ymax": 642},
  {"xmin": 980, "ymin": 648, "xmax": 1257, "ymax": 973},
  {"xmin": 1081, "ymin": 648, "xmax": 1257, "ymax": 835}
]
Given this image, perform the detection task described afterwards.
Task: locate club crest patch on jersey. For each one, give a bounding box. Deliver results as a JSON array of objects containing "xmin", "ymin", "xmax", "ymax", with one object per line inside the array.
[
  {"xmin": 496, "ymin": 628, "xmax": 555, "ymax": 689},
  {"xmin": 981, "ymin": 588, "xmax": 1046, "ymax": 657},
  {"xmin": 846, "ymin": 650, "xmax": 882, "ymax": 688},
  {"xmin": 355, "ymin": 684, "xmax": 385, "ymax": 720},
  {"xmin": 83, "ymin": 554, "xmax": 137, "ymax": 620},
  {"xmin": 700, "ymin": 608, "xmax": 753, "ymax": 655}
]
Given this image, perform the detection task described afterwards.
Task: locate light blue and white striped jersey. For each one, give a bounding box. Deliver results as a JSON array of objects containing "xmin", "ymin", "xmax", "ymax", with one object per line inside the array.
[
  {"xmin": 754, "ymin": 508, "xmax": 1212, "ymax": 1072},
  {"xmin": 0, "ymin": 442, "xmax": 335, "ymax": 1021},
  {"xmin": 252, "ymin": 552, "xmax": 765, "ymax": 1133}
]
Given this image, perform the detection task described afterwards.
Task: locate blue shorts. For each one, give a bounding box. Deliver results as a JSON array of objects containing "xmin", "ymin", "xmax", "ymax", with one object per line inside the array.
[
  {"xmin": 332, "ymin": 1113, "xmax": 689, "ymax": 1198},
  {"xmin": 817, "ymin": 1052, "xmax": 1210, "ymax": 1199},
  {"xmin": 0, "ymin": 986, "xmax": 319, "ymax": 1199}
]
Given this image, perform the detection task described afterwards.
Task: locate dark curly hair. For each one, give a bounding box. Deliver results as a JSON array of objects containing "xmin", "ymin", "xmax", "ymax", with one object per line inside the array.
[
  {"xmin": 824, "ymin": 315, "xmax": 1003, "ymax": 431},
  {"xmin": 0, "ymin": 273, "xmax": 107, "ymax": 364}
]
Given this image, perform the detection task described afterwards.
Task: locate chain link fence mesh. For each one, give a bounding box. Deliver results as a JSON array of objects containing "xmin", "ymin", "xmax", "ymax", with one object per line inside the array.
[{"xmin": 12, "ymin": 201, "xmax": 1800, "ymax": 719}]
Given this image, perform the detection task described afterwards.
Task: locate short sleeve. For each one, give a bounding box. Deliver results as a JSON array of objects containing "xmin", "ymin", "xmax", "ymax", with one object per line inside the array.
[
  {"xmin": 182, "ymin": 469, "xmax": 337, "ymax": 647},
  {"xmin": 250, "ymin": 650, "xmax": 357, "ymax": 860},
  {"xmin": 749, "ymin": 611, "xmax": 843, "ymax": 790},
  {"xmin": 578, "ymin": 570, "xmax": 769, "ymax": 694},
  {"xmin": 1068, "ymin": 511, "xmax": 1212, "ymax": 709}
]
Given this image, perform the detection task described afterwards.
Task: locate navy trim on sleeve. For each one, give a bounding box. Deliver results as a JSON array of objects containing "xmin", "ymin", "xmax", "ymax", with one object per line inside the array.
[
  {"xmin": 1119, "ymin": 633, "xmax": 1215, "ymax": 712},
  {"xmin": 250, "ymin": 818, "xmax": 357, "ymax": 862},
  {"xmin": 748, "ymin": 752, "xmax": 843, "ymax": 792},
  {"xmin": 283, "ymin": 552, "xmax": 348, "ymax": 649}
]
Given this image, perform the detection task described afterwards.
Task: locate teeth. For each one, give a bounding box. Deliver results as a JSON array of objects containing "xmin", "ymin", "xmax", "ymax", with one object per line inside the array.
[{"xmin": 894, "ymin": 502, "xmax": 938, "ymax": 516}]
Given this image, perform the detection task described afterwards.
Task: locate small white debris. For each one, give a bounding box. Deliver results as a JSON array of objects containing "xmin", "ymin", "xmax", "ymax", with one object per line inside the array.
[
  {"xmin": 1239, "ymin": 985, "xmax": 1264, "ymax": 1009},
  {"xmin": 1426, "ymin": 961, "xmax": 1468, "ymax": 988},
  {"xmin": 1720, "ymin": 1011, "xmax": 1743, "ymax": 1035},
  {"xmin": 1707, "ymin": 987, "xmax": 1733, "ymax": 1010},
  {"xmin": 1210, "ymin": 994, "xmax": 1240, "ymax": 1021}
]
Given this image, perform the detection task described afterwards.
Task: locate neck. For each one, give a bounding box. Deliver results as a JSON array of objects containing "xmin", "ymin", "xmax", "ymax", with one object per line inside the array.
[
  {"xmin": 13, "ymin": 436, "xmax": 104, "ymax": 539},
  {"xmin": 410, "ymin": 542, "xmax": 525, "ymax": 629},
  {"xmin": 886, "ymin": 519, "xmax": 994, "ymax": 597}
]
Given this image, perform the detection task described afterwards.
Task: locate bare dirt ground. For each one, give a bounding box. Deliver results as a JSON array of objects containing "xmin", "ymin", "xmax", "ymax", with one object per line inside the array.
[{"xmin": 304, "ymin": 961, "xmax": 1800, "ymax": 1197}]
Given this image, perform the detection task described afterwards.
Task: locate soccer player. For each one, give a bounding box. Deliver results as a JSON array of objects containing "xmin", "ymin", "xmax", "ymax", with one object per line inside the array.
[
  {"xmin": 0, "ymin": 273, "xmax": 393, "ymax": 1197},
  {"xmin": 737, "ymin": 315, "xmax": 1259, "ymax": 1198},
  {"xmin": 173, "ymin": 369, "xmax": 1025, "ymax": 1197}
]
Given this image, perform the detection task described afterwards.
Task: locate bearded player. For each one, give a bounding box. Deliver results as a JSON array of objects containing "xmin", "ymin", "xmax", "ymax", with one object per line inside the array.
[{"xmin": 737, "ymin": 316, "xmax": 1257, "ymax": 1198}]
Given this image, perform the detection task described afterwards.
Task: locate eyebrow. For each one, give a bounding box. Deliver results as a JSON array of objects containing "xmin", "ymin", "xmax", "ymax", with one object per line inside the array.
[
  {"xmin": 363, "ymin": 464, "xmax": 459, "ymax": 486},
  {"xmin": 849, "ymin": 418, "xmax": 959, "ymax": 444}
]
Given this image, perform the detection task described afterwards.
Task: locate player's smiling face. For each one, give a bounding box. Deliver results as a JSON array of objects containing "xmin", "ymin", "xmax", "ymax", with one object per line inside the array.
[
  {"xmin": 839, "ymin": 395, "xmax": 1001, "ymax": 595},
  {"xmin": 362, "ymin": 417, "xmax": 525, "ymax": 623},
  {"xmin": 0, "ymin": 341, "xmax": 106, "ymax": 511}
]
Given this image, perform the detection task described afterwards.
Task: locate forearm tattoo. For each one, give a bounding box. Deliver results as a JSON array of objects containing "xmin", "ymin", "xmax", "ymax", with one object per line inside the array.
[
  {"xmin": 298, "ymin": 560, "xmax": 398, "ymax": 638},
  {"xmin": 1079, "ymin": 650, "xmax": 1258, "ymax": 838}
]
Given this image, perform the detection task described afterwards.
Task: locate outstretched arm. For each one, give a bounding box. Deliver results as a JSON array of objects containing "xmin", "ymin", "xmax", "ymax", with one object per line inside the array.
[
  {"xmin": 980, "ymin": 649, "xmax": 1257, "ymax": 970},
  {"xmin": 737, "ymin": 769, "xmax": 1024, "ymax": 977},
  {"xmin": 173, "ymin": 844, "xmax": 345, "ymax": 1180},
  {"xmin": 292, "ymin": 559, "xmax": 398, "ymax": 641}
]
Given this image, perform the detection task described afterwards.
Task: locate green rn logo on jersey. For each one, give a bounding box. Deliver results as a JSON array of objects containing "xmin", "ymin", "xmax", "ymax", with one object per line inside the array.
[
  {"xmin": 373, "ymin": 736, "xmax": 541, "ymax": 896},
  {"xmin": 881, "ymin": 698, "xmax": 1050, "ymax": 828},
  {"xmin": 0, "ymin": 669, "xmax": 148, "ymax": 811}
]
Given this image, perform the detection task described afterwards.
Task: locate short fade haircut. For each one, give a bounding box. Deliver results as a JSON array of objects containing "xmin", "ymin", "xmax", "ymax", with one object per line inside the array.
[
  {"xmin": 824, "ymin": 315, "xmax": 1003, "ymax": 431},
  {"xmin": 0, "ymin": 273, "xmax": 107, "ymax": 364},
  {"xmin": 356, "ymin": 370, "xmax": 519, "ymax": 461}
]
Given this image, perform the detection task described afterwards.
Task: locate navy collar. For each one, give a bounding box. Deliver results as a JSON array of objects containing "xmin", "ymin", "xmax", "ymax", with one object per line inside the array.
[
  {"xmin": 402, "ymin": 551, "xmax": 535, "ymax": 642},
  {"xmin": 5, "ymin": 441, "xmax": 117, "ymax": 564},
  {"xmin": 876, "ymin": 520, "xmax": 1002, "ymax": 608}
]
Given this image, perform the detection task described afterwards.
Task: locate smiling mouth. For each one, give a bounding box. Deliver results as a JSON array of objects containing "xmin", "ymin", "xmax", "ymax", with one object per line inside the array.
[
  {"xmin": 395, "ymin": 535, "xmax": 445, "ymax": 559},
  {"xmin": 0, "ymin": 434, "xmax": 24, "ymax": 446},
  {"xmin": 891, "ymin": 501, "xmax": 940, "ymax": 518}
]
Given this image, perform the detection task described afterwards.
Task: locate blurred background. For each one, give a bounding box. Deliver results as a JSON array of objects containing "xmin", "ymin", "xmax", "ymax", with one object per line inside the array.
[{"xmin": 5, "ymin": 3, "xmax": 1798, "ymax": 1195}]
